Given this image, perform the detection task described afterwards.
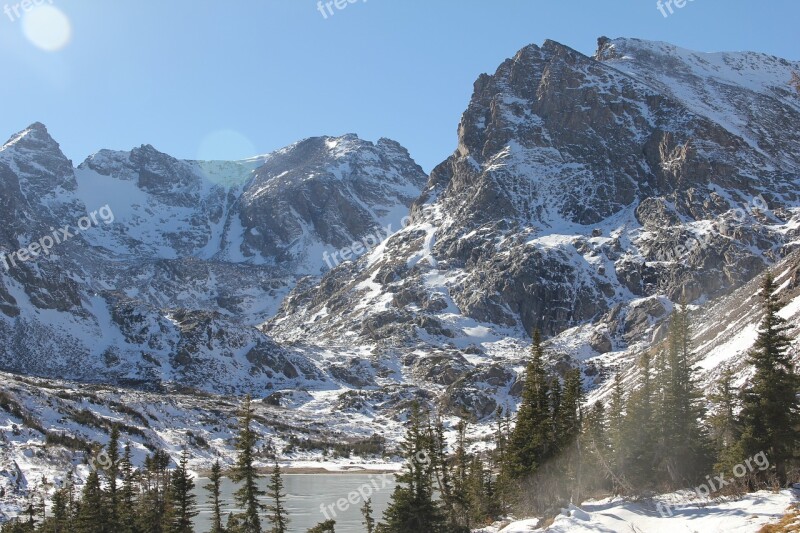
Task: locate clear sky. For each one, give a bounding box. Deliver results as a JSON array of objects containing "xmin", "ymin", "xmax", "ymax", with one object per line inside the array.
[{"xmin": 2, "ymin": 0, "xmax": 798, "ymax": 172}]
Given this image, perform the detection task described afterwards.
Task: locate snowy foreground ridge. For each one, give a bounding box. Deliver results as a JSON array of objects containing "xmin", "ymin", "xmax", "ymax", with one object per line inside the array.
[{"xmin": 477, "ymin": 489, "xmax": 798, "ymax": 532}]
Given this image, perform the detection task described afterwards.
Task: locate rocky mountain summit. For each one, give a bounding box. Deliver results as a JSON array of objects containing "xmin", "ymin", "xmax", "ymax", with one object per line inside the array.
[{"xmin": 266, "ymin": 37, "xmax": 800, "ymax": 417}]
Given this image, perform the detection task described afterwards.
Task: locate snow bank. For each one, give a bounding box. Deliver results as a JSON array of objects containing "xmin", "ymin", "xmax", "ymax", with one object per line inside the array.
[{"xmin": 475, "ymin": 489, "xmax": 797, "ymax": 532}]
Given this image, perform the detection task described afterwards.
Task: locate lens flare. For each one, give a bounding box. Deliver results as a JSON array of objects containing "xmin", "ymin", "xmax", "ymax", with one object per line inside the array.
[
  {"xmin": 22, "ymin": 5, "xmax": 72, "ymax": 52},
  {"xmin": 197, "ymin": 129, "xmax": 257, "ymax": 161}
]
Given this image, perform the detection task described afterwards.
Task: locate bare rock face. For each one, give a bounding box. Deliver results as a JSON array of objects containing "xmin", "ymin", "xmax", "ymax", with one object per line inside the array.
[{"xmin": 238, "ymin": 135, "xmax": 427, "ymax": 264}]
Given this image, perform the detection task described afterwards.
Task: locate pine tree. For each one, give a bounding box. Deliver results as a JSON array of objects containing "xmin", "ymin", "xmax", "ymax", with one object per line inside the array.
[
  {"xmin": 621, "ymin": 351, "xmax": 657, "ymax": 489},
  {"xmin": 608, "ymin": 373, "xmax": 624, "ymax": 448},
  {"xmin": 137, "ymin": 450, "xmax": 172, "ymax": 533},
  {"xmin": 21, "ymin": 494, "xmax": 39, "ymax": 532},
  {"xmin": 431, "ymin": 419, "xmax": 457, "ymax": 529},
  {"xmin": 450, "ymin": 420, "xmax": 470, "ymax": 528},
  {"xmin": 76, "ymin": 471, "xmax": 107, "ymax": 533},
  {"xmin": 168, "ymin": 449, "xmax": 197, "ymax": 533},
  {"xmin": 306, "ymin": 520, "xmax": 335, "ymax": 533},
  {"xmin": 230, "ymin": 395, "xmax": 266, "ymax": 533},
  {"xmin": 739, "ymin": 273, "xmax": 800, "ymax": 485},
  {"xmin": 361, "ymin": 498, "xmax": 375, "ymax": 533},
  {"xmin": 464, "ymin": 455, "xmax": 499, "ymax": 527},
  {"xmin": 556, "ymin": 369, "xmax": 584, "ymax": 450},
  {"xmin": 205, "ymin": 460, "xmax": 225, "ymax": 533},
  {"xmin": 653, "ymin": 305, "xmax": 712, "ymax": 487},
  {"xmin": 708, "ymin": 368, "xmax": 746, "ymax": 474},
  {"xmin": 105, "ymin": 426, "xmax": 122, "ymax": 532},
  {"xmin": 266, "ymin": 457, "xmax": 289, "ymax": 533},
  {"xmin": 51, "ymin": 484, "xmax": 71, "ymax": 533},
  {"xmin": 549, "ymin": 377, "xmax": 562, "ymax": 445},
  {"xmin": 507, "ymin": 330, "xmax": 553, "ymax": 478},
  {"xmin": 118, "ymin": 444, "xmax": 138, "ymax": 533},
  {"xmin": 606, "ymin": 373, "xmax": 626, "ymax": 492},
  {"xmin": 582, "ymin": 401, "xmax": 611, "ymax": 495},
  {"xmin": 378, "ymin": 403, "xmax": 445, "ymax": 533},
  {"xmin": 493, "ymin": 406, "xmax": 511, "ymax": 513},
  {"xmin": 556, "ymin": 368, "xmax": 585, "ymax": 501}
]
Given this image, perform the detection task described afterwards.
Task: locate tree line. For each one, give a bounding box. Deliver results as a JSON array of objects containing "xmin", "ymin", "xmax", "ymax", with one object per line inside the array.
[
  {"xmin": 2, "ymin": 273, "xmax": 798, "ymax": 532},
  {"xmin": 1, "ymin": 396, "xmax": 289, "ymax": 533},
  {"xmin": 367, "ymin": 272, "xmax": 800, "ymax": 530}
]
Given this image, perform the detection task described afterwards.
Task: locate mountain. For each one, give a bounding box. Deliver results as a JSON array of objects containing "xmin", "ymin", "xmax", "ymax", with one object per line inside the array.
[
  {"xmin": 0, "ymin": 124, "xmax": 426, "ymax": 393},
  {"xmin": 1, "ymin": 36, "xmax": 800, "ymax": 520},
  {"xmin": 265, "ymin": 37, "xmax": 800, "ymax": 417}
]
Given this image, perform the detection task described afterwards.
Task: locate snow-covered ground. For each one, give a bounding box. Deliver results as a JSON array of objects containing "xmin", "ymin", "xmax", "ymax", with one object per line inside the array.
[{"xmin": 477, "ymin": 489, "xmax": 798, "ymax": 532}]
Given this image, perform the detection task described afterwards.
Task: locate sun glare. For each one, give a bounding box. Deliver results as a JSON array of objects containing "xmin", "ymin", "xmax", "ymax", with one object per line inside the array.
[{"xmin": 22, "ymin": 5, "xmax": 71, "ymax": 52}]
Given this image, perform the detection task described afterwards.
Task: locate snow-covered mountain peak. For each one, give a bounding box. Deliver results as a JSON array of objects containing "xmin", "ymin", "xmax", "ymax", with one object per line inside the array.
[
  {"xmin": 0, "ymin": 122, "xmax": 60, "ymax": 153},
  {"xmin": 597, "ymin": 37, "xmax": 800, "ymax": 94},
  {"xmin": 266, "ymin": 37, "xmax": 800, "ymax": 423}
]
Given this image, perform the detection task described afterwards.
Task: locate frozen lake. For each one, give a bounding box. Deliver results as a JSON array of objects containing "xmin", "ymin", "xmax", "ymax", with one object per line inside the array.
[{"xmin": 193, "ymin": 473, "xmax": 396, "ymax": 532}]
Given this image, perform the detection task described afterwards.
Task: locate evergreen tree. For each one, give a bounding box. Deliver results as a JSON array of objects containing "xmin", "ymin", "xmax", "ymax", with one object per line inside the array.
[
  {"xmin": 465, "ymin": 455, "xmax": 499, "ymax": 527},
  {"xmin": 51, "ymin": 484, "xmax": 71, "ymax": 533},
  {"xmin": 606, "ymin": 373, "xmax": 626, "ymax": 492},
  {"xmin": 378, "ymin": 403, "xmax": 445, "ymax": 533},
  {"xmin": 739, "ymin": 273, "xmax": 800, "ymax": 485},
  {"xmin": 507, "ymin": 330, "xmax": 553, "ymax": 478},
  {"xmin": 556, "ymin": 369, "xmax": 584, "ymax": 450},
  {"xmin": 361, "ymin": 498, "xmax": 375, "ymax": 533},
  {"xmin": 205, "ymin": 460, "xmax": 225, "ymax": 533},
  {"xmin": 549, "ymin": 377, "xmax": 562, "ymax": 445},
  {"xmin": 581, "ymin": 401, "xmax": 611, "ymax": 495},
  {"xmin": 708, "ymin": 368, "xmax": 746, "ymax": 474},
  {"xmin": 306, "ymin": 521, "xmax": 335, "ymax": 533},
  {"xmin": 21, "ymin": 495, "xmax": 40, "ymax": 532},
  {"xmin": 230, "ymin": 395, "xmax": 266, "ymax": 533},
  {"xmin": 450, "ymin": 420, "xmax": 470, "ymax": 529},
  {"xmin": 493, "ymin": 406, "xmax": 511, "ymax": 512},
  {"xmin": 556, "ymin": 368, "xmax": 585, "ymax": 501},
  {"xmin": 431, "ymin": 419, "xmax": 457, "ymax": 529},
  {"xmin": 266, "ymin": 457, "xmax": 289, "ymax": 533},
  {"xmin": 118, "ymin": 444, "xmax": 138, "ymax": 533},
  {"xmin": 653, "ymin": 305, "xmax": 712, "ymax": 487},
  {"xmin": 105, "ymin": 427, "xmax": 121, "ymax": 531},
  {"xmin": 76, "ymin": 471, "xmax": 107, "ymax": 533},
  {"xmin": 621, "ymin": 351, "xmax": 657, "ymax": 489},
  {"xmin": 168, "ymin": 449, "xmax": 197, "ymax": 533},
  {"xmin": 137, "ymin": 450, "xmax": 172, "ymax": 533},
  {"xmin": 607, "ymin": 373, "xmax": 624, "ymax": 452}
]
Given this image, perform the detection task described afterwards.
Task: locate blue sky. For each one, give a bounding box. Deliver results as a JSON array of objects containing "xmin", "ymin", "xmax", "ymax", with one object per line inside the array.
[{"xmin": 2, "ymin": 0, "xmax": 798, "ymax": 172}]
